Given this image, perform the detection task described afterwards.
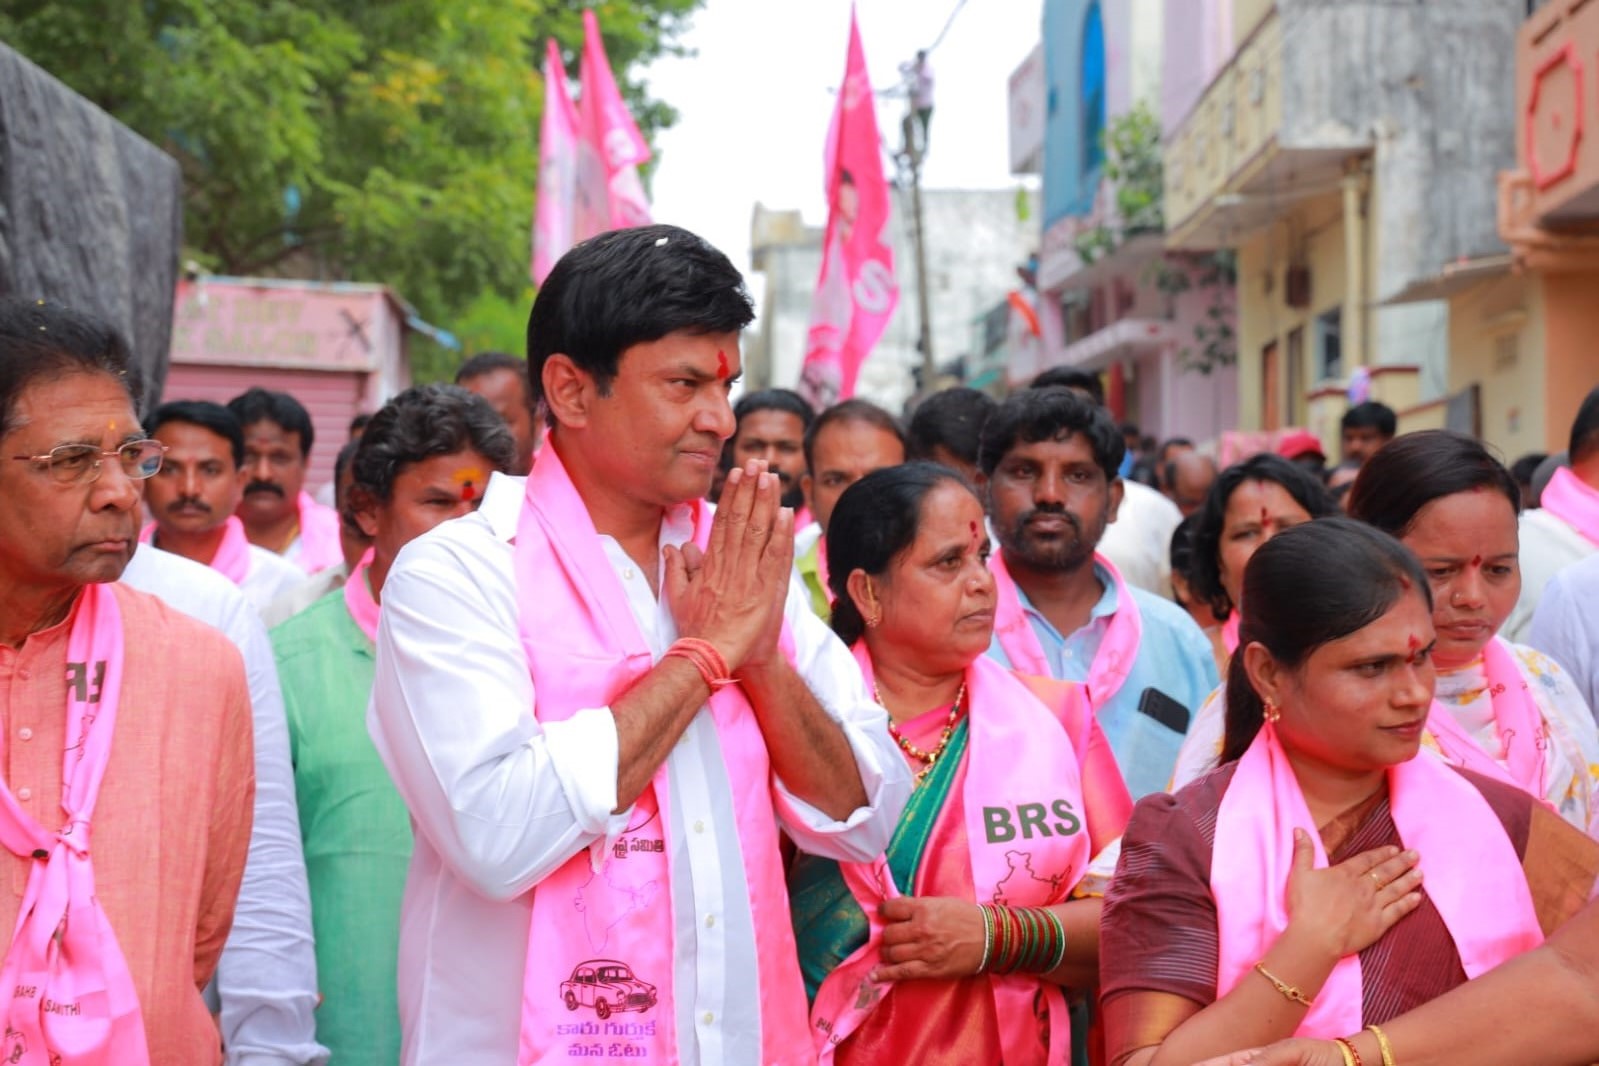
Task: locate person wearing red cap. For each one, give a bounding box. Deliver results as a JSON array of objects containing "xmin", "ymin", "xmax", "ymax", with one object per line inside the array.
[{"xmin": 1276, "ymin": 429, "xmax": 1327, "ymax": 478}]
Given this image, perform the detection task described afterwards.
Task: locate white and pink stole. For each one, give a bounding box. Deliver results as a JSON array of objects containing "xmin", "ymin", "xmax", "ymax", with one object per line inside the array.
[
  {"xmin": 291, "ymin": 491, "xmax": 344, "ymax": 575},
  {"xmin": 1423, "ymin": 637, "xmax": 1550, "ymax": 803},
  {"xmin": 1212, "ymin": 723, "xmax": 1543, "ymax": 1037},
  {"xmin": 990, "ymin": 550, "xmax": 1142, "ymax": 708},
  {"xmin": 810, "ymin": 650, "xmax": 1126, "ymax": 1065},
  {"xmin": 512, "ymin": 444, "xmax": 811, "ymax": 1066},
  {"xmin": 139, "ymin": 515, "xmax": 253, "ymax": 584},
  {"xmin": 0, "ymin": 585, "xmax": 150, "ymax": 1066},
  {"xmin": 1541, "ymin": 467, "xmax": 1599, "ymax": 547},
  {"xmin": 342, "ymin": 547, "xmax": 380, "ymax": 642}
]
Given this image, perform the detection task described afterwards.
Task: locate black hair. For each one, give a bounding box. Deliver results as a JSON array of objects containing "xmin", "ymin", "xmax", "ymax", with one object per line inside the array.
[
  {"xmin": 825, "ymin": 462, "xmax": 970, "ymax": 646},
  {"xmin": 351, "ymin": 383, "xmax": 517, "ymax": 502},
  {"xmin": 906, "ymin": 387, "xmax": 998, "ymax": 468},
  {"xmin": 334, "ymin": 438, "xmax": 363, "ymax": 527},
  {"xmin": 1157, "ymin": 437, "xmax": 1194, "ymax": 464},
  {"xmin": 1510, "ymin": 452, "xmax": 1548, "ymax": 487},
  {"xmin": 1028, "ymin": 366, "xmax": 1104, "ymax": 406},
  {"xmin": 1340, "ymin": 401, "xmax": 1397, "ymax": 438},
  {"xmin": 803, "ymin": 398, "xmax": 906, "ymax": 473},
  {"xmin": 977, "ymin": 386, "xmax": 1124, "ymax": 479},
  {"xmin": 1346, "ymin": 430, "xmax": 1520, "ymax": 537},
  {"xmin": 1220, "ymin": 518, "xmax": 1431, "ymax": 764},
  {"xmin": 526, "ymin": 224, "xmax": 754, "ymax": 425},
  {"xmin": 349, "ymin": 412, "xmax": 373, "ymax": 437},
  {"xmin": 455, "ymin": 351, "xmax": 529, "ymax": 385},
  {"xmin": 1169, "ymin": 513, "xmax": 1200, "ymax": 606},
  {"xmin": 227, "ymin": 387, "xmax": 315, "ymax": 459},
  {"xmin": 734, "ymin": 388, "xmax": 815, "ymax": 433},
  {"xmin": 1570, "ymin": 385, "xmax": 1599, "ymax": 464},
  {"xmin": 1189, "ymin": 453, "xmax": 1339, "ymax": 619},
  {"xmin": 145, "ymin": 400, "xmax": 245, "ymax": 467},
  {"xmin": 0, "ymin": 298, "xmax": 138, "ymax": 437}
]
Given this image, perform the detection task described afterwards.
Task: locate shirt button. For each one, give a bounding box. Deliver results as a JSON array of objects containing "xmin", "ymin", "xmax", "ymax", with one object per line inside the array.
[
  {"xmin": 703, "ymin": 1012, "xmax": 714, "ymax": 1025},
  {"xmin": 693, "ymin": 820, "xmax": 705, "ymax": 834},
  {"xmin": 16, "ymin": 728, "xmax": 31, "ymax": 742},
  {"xmin": 622, "ymin": 567, "xmax": 636, "ymax": 581},
  {"xmin": 16, "ymin": 788, "xmax": 31, "ymax": 802},
  {"xmin": 705, "ymin": 914, "xmax": 716, "ymax": 929}
]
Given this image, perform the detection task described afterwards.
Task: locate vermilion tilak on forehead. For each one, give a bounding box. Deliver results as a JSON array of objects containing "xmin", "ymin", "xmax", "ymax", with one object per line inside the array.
[
  {"xmin": 716, "ymin": 350, "xmax": 730, "ymax": 380},
  {"xmin": 1470, "ymin": 554, "xmax": 1483, "ymax": 568},
  {"xmin": 1406, "ymin": 633, "xmax": 1422, "ymax": 662}
]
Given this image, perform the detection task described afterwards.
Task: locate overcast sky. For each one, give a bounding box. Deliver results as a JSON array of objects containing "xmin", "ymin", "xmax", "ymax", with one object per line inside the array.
[{"xmin": 642, "ymin": 0, "xmax": 1045, "ymax": 271}]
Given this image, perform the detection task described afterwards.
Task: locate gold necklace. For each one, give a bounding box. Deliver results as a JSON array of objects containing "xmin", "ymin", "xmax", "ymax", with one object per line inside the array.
[{"xmin": 875, "ymin": 680, "xmax": 967, "ymax": 786}]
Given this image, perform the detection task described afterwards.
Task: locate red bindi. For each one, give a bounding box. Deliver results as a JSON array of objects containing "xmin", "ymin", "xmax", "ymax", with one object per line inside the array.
[
  {"xmin": 716, "ymin": 350, "xmax": 729, "ymax": 380},
  {"xmin": 1259, "ymin": 506, "xmax": 1274, "ymax": 530},
  {"xmin": 1470, "ymin": 554, "xmax": 1483, "ymax": 568},
  {"xmin": 460, "ymin": 481, "xmax": 476, "ymax": 502}
]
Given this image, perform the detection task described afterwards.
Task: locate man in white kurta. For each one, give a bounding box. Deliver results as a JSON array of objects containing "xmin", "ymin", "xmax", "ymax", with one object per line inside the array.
[{"xmin": 368, "ymin": 224, "xmax": 909, "ymax": 1065}]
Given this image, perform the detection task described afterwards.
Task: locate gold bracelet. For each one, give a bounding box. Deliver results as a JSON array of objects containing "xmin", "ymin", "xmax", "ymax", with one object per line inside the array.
[
  {"xmin": 1253, "ymin": 960, "xmax": 1314, "ymax": 1007},
  {"xmin": 1333, "ymin": 1037, "xmax": 1363, "ymax": 1066},
  {"xmin": 1365, "ymin": 1024, "xmax": 1396, "ymax": 1066}
]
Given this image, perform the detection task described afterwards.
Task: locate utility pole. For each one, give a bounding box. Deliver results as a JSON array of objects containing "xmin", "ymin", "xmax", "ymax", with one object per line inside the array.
[{"xmin": 900, "ymin": 90, "xmax": 934, "ymax": 390}]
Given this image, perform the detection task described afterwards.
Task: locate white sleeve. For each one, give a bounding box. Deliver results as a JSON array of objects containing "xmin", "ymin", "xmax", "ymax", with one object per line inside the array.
[
  {"xmin": 215, "ymin": 605, "xmax": 328, "ymax": 1066},
  {"xmin": 769, "ymin": 574, "xmax": 913, "ymax": 863},
  {"xmin": 367, "ymin": 537, "xmax": 632, "ymax": 903}
]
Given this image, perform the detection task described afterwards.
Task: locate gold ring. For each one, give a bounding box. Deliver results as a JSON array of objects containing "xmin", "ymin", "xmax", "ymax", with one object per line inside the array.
[{"xmin": 1369, "ymin": 871, "xmax": 1384, "ymax": 890}]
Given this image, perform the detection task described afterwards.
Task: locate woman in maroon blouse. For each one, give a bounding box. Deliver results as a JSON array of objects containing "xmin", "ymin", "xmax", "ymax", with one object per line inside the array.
[{"xmin": 1098, "ymin": 519, "xmax": 1599, "ymax": 1066}]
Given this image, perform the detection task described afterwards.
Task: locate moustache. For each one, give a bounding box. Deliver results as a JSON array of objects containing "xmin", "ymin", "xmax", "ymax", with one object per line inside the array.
[
  {"xmin": 1019, "ymin": 505, "xmax": 1081, "ymax": 530},
  {"xmin": 244, "ymin": 481, "xmax": 285, "ymax": 499},
  {"xmin": 166, "ymin": 497, "xmax": 212, "ymax": 515}
]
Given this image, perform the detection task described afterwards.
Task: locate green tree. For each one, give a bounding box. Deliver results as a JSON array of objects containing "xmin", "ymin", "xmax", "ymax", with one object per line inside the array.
[{"xmin": 0, "ymin": 0, "xmax": 702, "ymax": 377}]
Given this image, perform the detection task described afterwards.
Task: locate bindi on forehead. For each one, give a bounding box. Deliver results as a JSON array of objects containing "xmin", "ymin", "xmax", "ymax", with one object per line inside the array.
[
  {"xmin": 716, "ymin": 350, "xmax": 730, "ymax": 380},
  {"xmin": 1405, "ymin": 633, "xmax": 1423, "ymax": 663},
  {"xmin": 1470, "ymin": 554, "xmax": 1483, "ymax": 568},
  {"xmin": 453, "ymin": 466, "xmax": 484, "ymax": 502}
]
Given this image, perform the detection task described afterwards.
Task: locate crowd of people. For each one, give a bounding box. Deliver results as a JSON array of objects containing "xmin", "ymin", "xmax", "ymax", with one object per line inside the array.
[{"xmin": 2, "ymin": 222, "xmax": 1599, "ymax": 1066}]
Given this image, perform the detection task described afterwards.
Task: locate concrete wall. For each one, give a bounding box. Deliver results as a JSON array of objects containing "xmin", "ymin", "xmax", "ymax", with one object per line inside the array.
[
  {"xmin": 1446, "ymin": 272, "xmax": 1547, "ymax": 460},
  {"xmin": 1161, "ymin": 0, "xmax": 1233, "ymax": 132},
  {"xmin": 1542, "ymin": 272, "xmax": 1599, "ymax": 453}
]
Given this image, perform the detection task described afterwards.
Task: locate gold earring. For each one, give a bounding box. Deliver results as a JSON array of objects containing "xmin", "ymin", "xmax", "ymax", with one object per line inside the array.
[
  {"xmin": 865, "ymin": 612, "xmax": 881, "ymax": 629},
  {"xmin": 1264, "ymin": 698, "xmax": 1281, "ymax": 724}
]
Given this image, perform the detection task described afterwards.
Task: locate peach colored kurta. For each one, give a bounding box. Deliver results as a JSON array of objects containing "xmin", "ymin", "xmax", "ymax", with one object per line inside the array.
[{"xmin": 0, "ymin": 583, "xmax": 255, "ymax": 1066}]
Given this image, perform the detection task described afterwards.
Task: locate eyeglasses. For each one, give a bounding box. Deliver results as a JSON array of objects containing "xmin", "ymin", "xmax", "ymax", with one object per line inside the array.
[{"xmin": 11, "ymin": 440, "xmax": 168, "ymax": 485}]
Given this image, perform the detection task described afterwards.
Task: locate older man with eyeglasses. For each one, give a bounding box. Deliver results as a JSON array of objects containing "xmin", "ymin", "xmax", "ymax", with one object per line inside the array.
[{"xmin": 0, "ymin": 297, "xmax": 256, "ymax": 1066}]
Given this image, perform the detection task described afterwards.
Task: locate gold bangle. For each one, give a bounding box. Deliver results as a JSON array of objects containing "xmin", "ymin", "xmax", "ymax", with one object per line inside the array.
[
  {"xmin": 1365, "ymin": 1024, "xmax": 1396, "ymax": 1066},
  {"xmin": 1253, "ymin": 960, "xmax": 1314, "ymax": 1007}
]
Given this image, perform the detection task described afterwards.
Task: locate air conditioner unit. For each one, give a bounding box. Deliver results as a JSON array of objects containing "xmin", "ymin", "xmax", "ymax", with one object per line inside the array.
[{"xmin": 1285, "ymin": 265, "xmax": 1312, "ymax": 309}]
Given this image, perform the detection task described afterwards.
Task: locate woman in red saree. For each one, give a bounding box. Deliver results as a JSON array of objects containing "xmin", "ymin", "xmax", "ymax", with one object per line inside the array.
[
  {"xmin": 1098, "ymin": 518, "xmax": 1599, "ymax": 1066},
  {"xmin": 790, "ymin": 462, "xmax": 1131, "ymax": 1065}
]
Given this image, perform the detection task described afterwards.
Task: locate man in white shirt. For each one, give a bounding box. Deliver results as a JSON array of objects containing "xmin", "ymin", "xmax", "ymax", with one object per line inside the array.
[
  {"xmin": 121, "ymin": 544, "xmax": 326, "ymax": 1066},
  {"xmin": 369, "ymin": 224, "xmax": 910, "ymax": 1064},
  {"xmin": 143, "ymin": 401, "xmax": 304, "ymax": 611},
  {"xmin": 1532, "ymin": 551, "xmax": 1599, "ymax": 718}
]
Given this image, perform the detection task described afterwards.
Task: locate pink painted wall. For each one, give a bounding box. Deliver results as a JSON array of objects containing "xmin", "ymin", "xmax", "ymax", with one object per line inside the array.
[{"xmin": 1161, "ymin": 0, "xmax": 1233, "ymax": 133}]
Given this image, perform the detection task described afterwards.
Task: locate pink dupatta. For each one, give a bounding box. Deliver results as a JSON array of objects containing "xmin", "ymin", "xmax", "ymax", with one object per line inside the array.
[
  {"xmin": 342, "ymin": 547, "xmax": 380, "ymax": 642},
  {"xmin": 1423, "ymin": 637, "xmax": 1549, "ymax": 802},
  {"xmin": 1212, "ymin": 724, "xmax": 1542, "ymax": 1037},
  {"xmin": 291, "ymin": 492, "xmax": 344, "ymax": 575},
  {"xmin": 990, "ymin": 550, "xmax": 1143, "ymax": 708},
  {"xmin": 811, "ymin": 649, "xmax": 1129, "ymax": 1065},
  {"xmin": 0, "ymin": 585, "xmax": 150, "ymax": 1066},
  {"xmin": 512, "ymin": 444, "xmax": 810, "ymax": 1065},
  {"xmin": 138, "ymin": 515, "xmax": 252, "ymax": 585},
  {"xmin": 1541, "ymin": 467, "xmax": 1599, "ymax": 547}
]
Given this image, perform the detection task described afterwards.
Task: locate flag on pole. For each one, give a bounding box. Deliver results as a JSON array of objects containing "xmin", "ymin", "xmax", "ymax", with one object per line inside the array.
[
  {"xmin": 532, "ymin": 38, "xmax": 579, "ymax": 284},
  {"xmin": 798, "ymin": 6, "xmax": 898, "ymax": 408},
  {"xmin": 577, "ymin": 8, "xmax": 652, "ymax": 238}
]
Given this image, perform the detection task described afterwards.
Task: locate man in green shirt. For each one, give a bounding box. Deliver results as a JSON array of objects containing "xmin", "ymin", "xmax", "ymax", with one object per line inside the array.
[{"xmin": 272, "ymin": 383, "xmax": 515, "ymax": 1064}]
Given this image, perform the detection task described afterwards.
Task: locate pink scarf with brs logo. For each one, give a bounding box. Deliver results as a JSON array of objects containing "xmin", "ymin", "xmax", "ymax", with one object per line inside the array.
[
  {"xmin": 511, "ymin": 443, "xmax": 811, "ymax": 1066},
  {"xmin": 989, "ymin": 550, "xmax": 1143, "ymax": 708},
  {"xmin": 0, "ymin": 585, "xmax": 149, "ymax": 1066},
  {"xmin": 1212, "ymin": 723, "xmax": 1542, "ymax": 1037},
  {"xmin": 1541, "ymin": 467, "xmax": 1599, "ymax": 547},
  {"xmin": 811, "ymin": 649, "xmax": 1129, "ymax": 1065},
  {"xmin": 139, "ymin": 515, "xmax": 253, "ymax": 585}
]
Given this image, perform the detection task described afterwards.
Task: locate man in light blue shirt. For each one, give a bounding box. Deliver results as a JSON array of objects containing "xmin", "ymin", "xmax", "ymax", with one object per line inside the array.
[
  {"xmin": 980, "ymin": 387, "xmax": 1219, "ymax": 798},
  {"xmin": 1531, "ymin": 550, "xmax": 1599, "ymax": 719}
]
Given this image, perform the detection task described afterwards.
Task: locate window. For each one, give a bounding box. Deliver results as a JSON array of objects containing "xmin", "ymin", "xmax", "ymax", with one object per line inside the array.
[
  {"xmin": 1316, "ymin": 308, "xmax": 1343, "ymax": 381},
  {"xmin": 1081, "ymin": 3, "xmax": 1106, "ymax": 177},
  {"xmin": 1286, "ymin": 326, "xmax": 1305, "ymax": 425}
]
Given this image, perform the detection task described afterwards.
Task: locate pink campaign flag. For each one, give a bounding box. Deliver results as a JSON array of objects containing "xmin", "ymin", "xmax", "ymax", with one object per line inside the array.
[
  {"xmin": 798, "ymin": 7, "xmax": 899, "ymax": 408},
  {"xmin": 532, "ymin": 38, "xmax": 579, "ymax": 285},
  {"xmin": 576, "ymin": 8, "xmax": 653, "ymax": 239}
]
